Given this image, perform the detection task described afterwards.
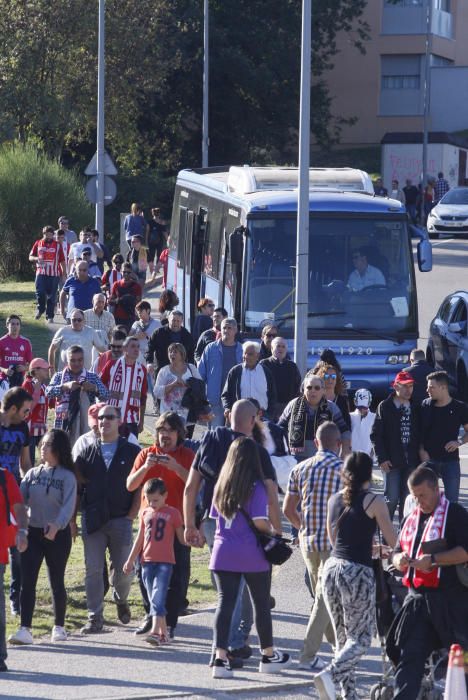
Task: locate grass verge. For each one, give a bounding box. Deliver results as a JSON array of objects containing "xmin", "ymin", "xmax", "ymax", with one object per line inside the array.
[{"xmin": 1, "ymin": 278, "xmax": 216, "ymax": 639}]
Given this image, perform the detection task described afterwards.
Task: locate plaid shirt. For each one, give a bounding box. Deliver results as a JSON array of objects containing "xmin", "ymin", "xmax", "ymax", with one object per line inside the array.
[
  {"xmin": 83, "ymin": 309, "xmax": 115, "ymax": 341},
  {"xmin": 287, "ymin": 449, "xmax": 342, "ymax": 552},
  {"xmin": 434, "ymin": 178, "xmax": 449, "ymax": 203},
  {"xmin": 45, "ymin": 369, "xmax": 109, "ymax": 429}
]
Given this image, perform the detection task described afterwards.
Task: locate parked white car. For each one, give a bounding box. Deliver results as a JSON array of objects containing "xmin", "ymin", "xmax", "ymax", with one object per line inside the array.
[{"xmin": 426, "ymin": 187, "xmax": 468, "ymax": 239}]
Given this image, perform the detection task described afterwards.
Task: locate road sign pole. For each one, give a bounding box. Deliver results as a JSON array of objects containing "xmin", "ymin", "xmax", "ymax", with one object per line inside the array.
[
  {"xmin": 294, "ymin": 0, "xmax": 311, "ymax": 377},
  {"xmin": 95, "ymin": 0, "xmax": 105, "ymax": 240},
  {"xmin": 202, "ymin": 0, "xmax": 209, "ymax": 168}
]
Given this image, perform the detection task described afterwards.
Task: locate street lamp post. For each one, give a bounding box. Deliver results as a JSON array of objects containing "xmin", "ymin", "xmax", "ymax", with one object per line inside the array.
[
  {"xmin": 422, "ymin": 0, "xmax": 433, "ymax": 190},
  {"xmin": 95, "ymin": 0, "xmax": 105, "ymax": 239},
  {"xmin": 202, "ymin": 0, "xmax": 209, "ymax": 167},
  {"xmin": 294, "ymin": 0, "xmax": 311, "ymax": 377}
]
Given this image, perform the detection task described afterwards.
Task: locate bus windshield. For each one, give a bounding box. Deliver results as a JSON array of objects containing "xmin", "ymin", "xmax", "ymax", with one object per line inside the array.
[{"xmin": 244, "ymin": 216, "xmax": 417, "ymax": 337}]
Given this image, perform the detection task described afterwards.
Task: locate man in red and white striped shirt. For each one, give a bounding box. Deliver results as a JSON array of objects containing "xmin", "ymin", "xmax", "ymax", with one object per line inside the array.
[
  {"xmin": 100, "ymin": 336, "xmax": 147, "ymax": 436},
  {"xmin": 29, "ymin": 225, "xmax": 65, "ymax": 323}
]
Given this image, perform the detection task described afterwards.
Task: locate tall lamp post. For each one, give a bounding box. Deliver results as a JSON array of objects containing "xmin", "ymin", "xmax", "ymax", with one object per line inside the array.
[
  {"xmin": 95, "ymin": 0, "xmax": 105, "ymax": 239},
  {"xmin": 422, "ymin": 0, "xmax": 433, "ymax": 190},
  {"xmin": 294, "ymin": 0, "xmax": 312, "ymax": 377},
  {"xmin": 202, "ymin": 0, "xmax": 209, "ymax": 167}
]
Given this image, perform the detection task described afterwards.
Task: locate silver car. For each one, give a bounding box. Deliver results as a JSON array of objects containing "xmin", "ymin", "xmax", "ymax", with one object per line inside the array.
[{"xmin": 426, "ymin": 187, "xmax": 468, "ymax": 239}]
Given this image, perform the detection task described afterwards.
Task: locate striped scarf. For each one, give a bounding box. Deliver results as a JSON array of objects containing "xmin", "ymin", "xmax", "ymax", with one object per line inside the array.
[
  {"xmin": 107, "ymin": 357, "xmax": 146, "ymax": 424},
  {"xmin": 399, "ymin": 493, "xmax": 449, "ymax": 589},
  {"xmin": 288, "ymin": 396, "xmax": 333, "ymax": 454}
]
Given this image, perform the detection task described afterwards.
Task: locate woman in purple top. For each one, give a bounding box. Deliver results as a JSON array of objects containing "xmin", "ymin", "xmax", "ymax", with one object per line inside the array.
[{"xmin": 209, "ymin": 437, "xmax": 291, "ymax": 678}]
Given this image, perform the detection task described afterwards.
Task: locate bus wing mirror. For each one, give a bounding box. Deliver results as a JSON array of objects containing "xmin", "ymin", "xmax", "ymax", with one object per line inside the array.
[
  {"xmin": 417, "ymin": 239, "xmax": 432, "ymax": 272},
  {"xmin": 229, "ymin": 227, "xmax": 245, "ymax": 264}
]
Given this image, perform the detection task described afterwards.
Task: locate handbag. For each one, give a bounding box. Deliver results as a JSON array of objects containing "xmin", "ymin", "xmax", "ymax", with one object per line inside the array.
[{"xmin": 240, "ymin": 507, "xmax": 293, "ymax": 566}]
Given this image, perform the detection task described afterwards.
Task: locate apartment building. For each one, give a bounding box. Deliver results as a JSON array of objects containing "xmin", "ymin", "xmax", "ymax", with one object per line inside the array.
[{"xmin": 326, "ymin": 0, "xmax": 468, "ymax": 147}]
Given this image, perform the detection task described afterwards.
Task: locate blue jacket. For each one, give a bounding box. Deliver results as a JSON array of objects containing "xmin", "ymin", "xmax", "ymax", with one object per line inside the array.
[{"xmin": 198, "ymin": 339, "xmax": 243, "ymax": 405}]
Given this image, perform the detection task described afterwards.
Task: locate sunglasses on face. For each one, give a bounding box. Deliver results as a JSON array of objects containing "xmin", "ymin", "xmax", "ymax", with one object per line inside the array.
[
  {"xmin": 265, "ymin": 333, "xmax": 277, "ymax": 339},
  {"xmin": 71, "ymin": 318, "xmax": 84, "ymax": 323},
  {"xmin": 306, "ymin": 385, "xmax": 322, "ymax": 391},
  {"xmin": 324, "ymin": 373, "xmax": 337, "ymax": 380}
]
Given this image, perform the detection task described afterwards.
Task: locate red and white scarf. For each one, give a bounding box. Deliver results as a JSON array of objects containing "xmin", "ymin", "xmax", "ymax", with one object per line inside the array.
[
  {"xmin": 399, "ymin": 493, "xmax": 449, "ymax": 589},
  {"xmin": 107, "ymin": 357, "xmax": 146, "ymax": 424}
]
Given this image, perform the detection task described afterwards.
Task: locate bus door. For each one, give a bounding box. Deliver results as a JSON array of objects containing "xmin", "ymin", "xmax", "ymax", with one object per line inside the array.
[
  {"xmin": 188, "ymin": 207, "xmax": 208, "ymax": 326},
  {"xmin": 180, "ymin": 208, "xmax": 195, "ymax": 327}
]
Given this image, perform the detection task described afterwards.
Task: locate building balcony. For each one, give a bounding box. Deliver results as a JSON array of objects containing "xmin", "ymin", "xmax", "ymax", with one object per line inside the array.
[{"xmin": 382, "ymin": 3, "xmax": 453, "ymax": 40}]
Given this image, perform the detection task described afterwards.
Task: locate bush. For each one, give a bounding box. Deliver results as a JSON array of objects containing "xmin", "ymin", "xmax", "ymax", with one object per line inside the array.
[{"xmin": 0, "ymin": 142, "xmax": 93, "ymax": 279}]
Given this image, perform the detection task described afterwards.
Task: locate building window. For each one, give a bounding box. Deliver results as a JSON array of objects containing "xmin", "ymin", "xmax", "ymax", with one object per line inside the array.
[
  {"xmin": 382, "ymin": 75, "xmax": 420, "ymax": 89},
  {"xmin": 435, "ymin": 0, "xmax": 450, "ymax": 11}
]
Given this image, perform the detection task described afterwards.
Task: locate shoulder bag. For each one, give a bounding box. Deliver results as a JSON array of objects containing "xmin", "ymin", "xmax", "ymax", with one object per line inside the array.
[{"xmin": 240, "ymin": 507, "xmax": 293, "ymax": 566}]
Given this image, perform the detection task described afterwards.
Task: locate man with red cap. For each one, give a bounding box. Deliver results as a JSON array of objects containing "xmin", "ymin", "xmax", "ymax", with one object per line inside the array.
[
  {"xmin": 21, "ymin": 359, "xmax": 51, "ymax": 465},
  {"xmin": 371, "ymin": 371, "xmax": 420, "ymax": 521}
]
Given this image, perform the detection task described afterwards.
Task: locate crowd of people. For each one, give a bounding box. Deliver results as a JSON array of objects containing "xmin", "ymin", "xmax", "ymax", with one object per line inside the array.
[
  {"xmin": 374, "ymin": 172, "xmax": 450, "ymax": 226},
  {"xmin": 0, "ymin": 211, "xmax": 467, "ymax": 699}
]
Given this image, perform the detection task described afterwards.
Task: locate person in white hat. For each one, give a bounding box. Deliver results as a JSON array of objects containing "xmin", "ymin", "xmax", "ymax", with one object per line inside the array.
[{"xmin": 349, "ymin": 388, "xmax": 375, "ymax": 458}]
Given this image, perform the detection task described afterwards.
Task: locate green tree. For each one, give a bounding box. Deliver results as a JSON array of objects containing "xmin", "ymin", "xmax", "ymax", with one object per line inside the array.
[
  {"xmin": 0, "ymin": 143, "xmax": 92, "ymax": 279},
  {"xmin": 0, "ymin": 0, "xmax": 368, "ymax": 173}
]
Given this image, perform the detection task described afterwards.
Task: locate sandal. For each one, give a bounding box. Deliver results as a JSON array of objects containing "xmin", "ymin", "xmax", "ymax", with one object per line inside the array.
[{"xmin": 145, "ymin": 634, "xmax": 160, "ymax": 646}]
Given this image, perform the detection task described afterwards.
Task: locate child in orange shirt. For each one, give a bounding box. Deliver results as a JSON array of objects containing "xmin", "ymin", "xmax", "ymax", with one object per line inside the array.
[{"xmin": 123, "ymin": 478, "xmax": 184, "ymax": 645}]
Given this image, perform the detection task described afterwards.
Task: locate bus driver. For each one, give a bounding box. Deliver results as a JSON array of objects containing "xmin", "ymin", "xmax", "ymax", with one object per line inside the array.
[{"xmin": 347, "ymin": 249, "xmax": 385, "ymax": 292}]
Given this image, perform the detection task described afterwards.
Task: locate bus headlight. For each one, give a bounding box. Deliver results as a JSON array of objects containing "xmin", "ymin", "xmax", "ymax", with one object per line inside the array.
[{"xmin": 386, "ymin": 354, "xmax": 409, "ymax": 365}]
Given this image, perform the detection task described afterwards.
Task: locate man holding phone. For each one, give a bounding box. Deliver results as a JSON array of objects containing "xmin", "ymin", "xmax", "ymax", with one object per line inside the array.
[
  {"xmin": 127, "ymin": 411, "xmax": 195, "ymax": 637},
  {"xmin": 387, "ymin": 465, "xmax": 468, "ymax": 699}
]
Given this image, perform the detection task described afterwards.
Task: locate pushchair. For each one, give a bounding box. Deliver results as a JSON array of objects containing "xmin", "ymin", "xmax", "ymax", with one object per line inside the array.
[{"xmin": 369, "ymin": 568, "xmax": 447, "ymax": 700}]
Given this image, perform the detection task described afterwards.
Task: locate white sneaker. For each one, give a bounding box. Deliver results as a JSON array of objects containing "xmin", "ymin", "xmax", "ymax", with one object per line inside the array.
[
  {"xmin": 314, "ymin": 669, "xmax": 336, "ymax": 700},
  {"xmin": 8, "ymin": 627, "xmax": 33, "ymax": 645},
  {"xmin": 297, "ymin": 655, "xmax": 326, "ymax": 672},
  {"xmin": 51, "ymin": 626, "xmax": 67, "ymax": 642},
  {"xmin": 259, "ymin": 650, "xmax": 292, "ymax": 674}
]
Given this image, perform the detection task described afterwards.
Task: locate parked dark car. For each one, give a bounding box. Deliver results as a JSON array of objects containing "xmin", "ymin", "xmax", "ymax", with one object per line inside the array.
[{"xmin": 427, "ymin": 290, "xmax": 468, "ymax": 398}]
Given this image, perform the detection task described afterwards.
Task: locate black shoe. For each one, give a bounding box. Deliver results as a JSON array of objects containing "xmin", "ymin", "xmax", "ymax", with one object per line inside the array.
[
  {"xmin": 229, "ymin": 644, "xmax": 252, "ymax": 659},
  {"xmin": 46, "ymin": 317, "xmax": 54, "ymax": 323},
  {"xmin": 270, "ymin": 595, "xmax": 276, "ymax": 609},
  {"xmin": 116, "ymin": 602, "xmax": 131, "ymax": 625},
  {"xmin": 81, "ymin": 618, "xmax": 104, "ymax": 634},
  {"xmin": 34, "ymin": 311, "xmax": 43, "ymax": 320},
  {"xmin": 209, "ymin": 653, "xmax": 243, "ymax": 669},
  {"xmin": 212, "ymin": 658, "xmax": 233, "ymax": 679},
  {"xmin": 168, "ymin": 626, "xmax": 175, "ymax": 639},
  {"xmin": 134, "ymin": 616, "xmax": 152, "ymax": 635},
  {"xmin": 0, "ymin": 660, "xmax": 8, "ymax": 672}
]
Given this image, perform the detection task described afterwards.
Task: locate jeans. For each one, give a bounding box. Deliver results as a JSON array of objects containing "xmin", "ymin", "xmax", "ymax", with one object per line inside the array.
[
  {"xmin": 384, "ymin": 465, "xmax": 413, "ymax": 521},
  {"xmin": 20, "ymin": 526, "xmax": 72, "ymax": 627},
  {"xmin": 406, "ymin": 203, "xmax": 417, "ymax": 224},
  {"xmin": 137, "ymin": 537, "xmax": 191, "ymax": 629},
  {"xmin": 209, "ymin": 403, "xmax": 225, "ymax": 429},
  {"xmin": 213, "ymin": 570, "xmax": 273, "ymax": 651},
  {"xmin": 427, "ymin": 459, "xmax": 460, "ymax": 502},
  {"xmin": 141, "ymin": 562, "xmax": 173, "ymax": 617},
  {"xmin": 35, "ymin": 274, "xmax": 59, "ymax": 319},
  {"xmin": 9, "ymin": 546, "xmax": 21, "ymax": 614},
  {"xmin": 0, "ymin": 564, "xmax": 6, "ymax": 662},
  {"xmin": 82, "ymin": 516, "xmax": 133, "ymax": 619}
]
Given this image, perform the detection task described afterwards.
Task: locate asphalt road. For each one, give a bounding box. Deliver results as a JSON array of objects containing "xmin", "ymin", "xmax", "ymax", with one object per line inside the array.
[{"xmin": 415, "ymin": 234, "xmax": 468, "ymax": 347}]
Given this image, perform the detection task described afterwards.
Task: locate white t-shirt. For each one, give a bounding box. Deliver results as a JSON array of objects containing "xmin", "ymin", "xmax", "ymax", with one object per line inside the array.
[
  {"xmin": 350, "ymin": 409, "xmax": 376, "ymax": 456},
  {"xmin": 68, "ymin": 241, "xmax": 97, "ymax": 263}
]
